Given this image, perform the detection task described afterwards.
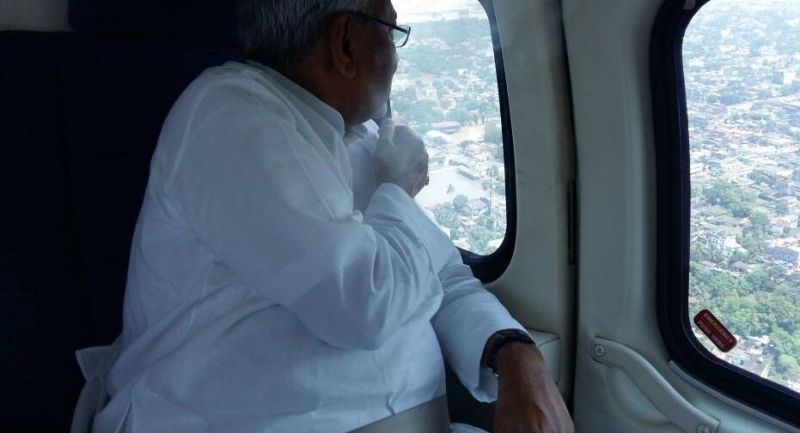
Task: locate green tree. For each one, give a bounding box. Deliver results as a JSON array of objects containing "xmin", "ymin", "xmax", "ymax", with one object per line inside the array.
[
  {"xmin": 704, "ymin": 181, "xmax": 753, "ymax": 217},
  {"xmin": 484, "ymin": 123, "xmax": 502, "ymax": 144},
  {"xmin": 748, "ymin": 171, "xmax": 771, "ymax": 185},
  {"xmin": 433, "ymin": 206, "xmax": 459, "ymax": 230},
  {"xmin": 468, "ymin": 225, "xmax": 492, "ymax": 254},
  {"xmin": 777, "ymin": 355, "xmax": 800, "ymax": 379},
  {"xmin": 691, "ymin": 242, "xmax": 725, "ymax": 264},
  {"xmin": 748, "ymin": 212, "xmax": 769, "ymax": 236},
  {"xmin": 737, "ymin": 235, "xmax": 765, "ymax": 259},
  {"xmin": 744, "ymin": 268, "xmax": 771, "ymax": 291},
  {"xmin": 453, "ymin": 194, "xmax": 469, "ymax": 213},
  {"xmin": 477, "ymin": 214, "xmax": 495, "ymax": 231}
]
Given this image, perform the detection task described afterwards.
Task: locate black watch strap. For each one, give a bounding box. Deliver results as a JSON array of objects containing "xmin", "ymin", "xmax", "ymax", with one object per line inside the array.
[{"xmin": 486, "ymin": 329, "xmax": 535, "ymax": 377}]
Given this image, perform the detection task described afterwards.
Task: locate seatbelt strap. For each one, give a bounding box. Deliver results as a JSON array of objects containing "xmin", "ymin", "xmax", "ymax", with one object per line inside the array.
[{"xmin": 350, "ymin": 396, "xmax": 450, "ymax": 433}]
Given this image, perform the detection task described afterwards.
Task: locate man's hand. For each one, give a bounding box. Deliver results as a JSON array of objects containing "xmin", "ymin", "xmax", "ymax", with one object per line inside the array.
[
  {"xmin": 493, "ymin": 343, "xmax": 575, "ymax": 433},
  {"xmin": 375, "ymin": 119, "xmax": 429, "ymax": 197}
]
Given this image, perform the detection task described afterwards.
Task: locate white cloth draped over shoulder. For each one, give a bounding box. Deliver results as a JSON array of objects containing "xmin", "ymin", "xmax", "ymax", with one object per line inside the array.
[{"xmin": 74, "ymin": 61, "xmax": 525, "ymax": 433}]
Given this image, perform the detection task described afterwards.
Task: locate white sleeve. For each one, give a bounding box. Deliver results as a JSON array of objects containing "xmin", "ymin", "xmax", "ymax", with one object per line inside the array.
[
  {"xmin": 432, "ymin": 251, "xmax": 527, "ymax": 403},
  {"xmin": 163, "ymin": 83, "xmax": 453, "ymax": 351},
  {"xmin": 346, "ymin": 121, "xmax": 528, "ymax": 402}
]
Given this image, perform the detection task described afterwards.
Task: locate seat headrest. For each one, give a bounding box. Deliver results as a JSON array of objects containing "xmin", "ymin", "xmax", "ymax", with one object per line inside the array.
[{"xmin": 68, "ymin": 0, "xmax": 238, "ymax": 46}]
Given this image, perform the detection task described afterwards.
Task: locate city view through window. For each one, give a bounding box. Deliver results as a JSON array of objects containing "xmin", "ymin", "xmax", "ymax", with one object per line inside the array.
[
  {"xmin": 685, "ymin": 0, "xmax": 800, "ymax": 391},
  {"xmin": 392, "ymin": 0, "xmax": 506, "ymax": 256}
]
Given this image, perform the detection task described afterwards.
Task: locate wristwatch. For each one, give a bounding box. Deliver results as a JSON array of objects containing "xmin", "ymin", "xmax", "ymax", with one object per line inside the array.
[{"xmin": 486, "ymin": 329, "xmax": 536, "ymax": 377}]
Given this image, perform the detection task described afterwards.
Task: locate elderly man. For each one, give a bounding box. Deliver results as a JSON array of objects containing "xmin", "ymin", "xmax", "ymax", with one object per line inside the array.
[{"xmin": 77, "ymin": 0, "xmax": 574, "ymax": 432}]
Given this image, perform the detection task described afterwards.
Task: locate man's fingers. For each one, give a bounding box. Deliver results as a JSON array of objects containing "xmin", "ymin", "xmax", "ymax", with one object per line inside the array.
[
  {"xmin": 377, "ymin": 118, "xmax": 396, "ymax": 144},
  {"xmin": 394, "ymin": 126, "xmax": 424, "ymax": 150},
  {"xmin": 374, "ymin": 120, "xmax": 431, "ymax": 197},
  {"xmin": 375, "ymin": 119, "xmax": 396, "ymax": 164}
]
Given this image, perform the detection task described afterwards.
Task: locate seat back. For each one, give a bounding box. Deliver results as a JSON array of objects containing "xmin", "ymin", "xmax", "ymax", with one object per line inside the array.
[{"xmin": 0, "ymin": 1, "xmax": 239, "ymax": 429}]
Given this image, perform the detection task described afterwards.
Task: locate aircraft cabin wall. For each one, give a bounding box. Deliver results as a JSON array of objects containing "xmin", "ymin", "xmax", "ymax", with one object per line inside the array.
[
  {"xmin": 488, "ymin": 0, "xmax": 576, "ymax": 398},
  {"xmin": 566, "ymin": 0, "xmax": 800, "ymax": 431}
]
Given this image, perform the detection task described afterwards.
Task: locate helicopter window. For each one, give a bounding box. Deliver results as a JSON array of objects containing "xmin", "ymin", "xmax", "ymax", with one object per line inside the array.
[
  {"xmin": 684, "ymin": 0, "xmax": 800, "ymax": 394},
  {"xmin": 391, "ymin": 0, "xmax": 513, "ymax": 261}
]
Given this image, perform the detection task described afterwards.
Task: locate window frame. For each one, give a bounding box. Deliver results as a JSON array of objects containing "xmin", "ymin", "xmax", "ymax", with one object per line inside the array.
[
  {"xmin": 458, "ymin": 0, "xmax": 517, "ymax": 282},
  {"xmin": 652, "ymin": 0, "xmax": 800, "ymax": 426}
]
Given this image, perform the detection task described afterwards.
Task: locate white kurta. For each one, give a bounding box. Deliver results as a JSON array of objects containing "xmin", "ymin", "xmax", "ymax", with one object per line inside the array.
[{"xmin": 86, "ymin": 61, "xmax": 525, "ymax": 433}]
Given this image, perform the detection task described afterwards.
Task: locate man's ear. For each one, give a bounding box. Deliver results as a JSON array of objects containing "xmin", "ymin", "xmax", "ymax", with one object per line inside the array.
[{"xmin": 328, "ymin": 14, "xmax": 358, "ymax": 79}]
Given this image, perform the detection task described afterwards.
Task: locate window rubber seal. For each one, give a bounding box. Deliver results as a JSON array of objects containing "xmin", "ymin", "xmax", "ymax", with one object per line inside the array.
[{"xmin": 460, "ymin": 0, "xmax": 517, "ymax": 283}]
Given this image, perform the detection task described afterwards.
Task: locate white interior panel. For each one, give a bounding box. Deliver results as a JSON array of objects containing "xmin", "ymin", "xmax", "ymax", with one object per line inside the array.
[
  {"xmin": 487, "ymin": 0, "xmax": 576, "ymax": 396},
  {"xmin": 530, "ymin": 329, "xmax": 562, "ymax": 382},
  {"xmin": 565, "ymin": 0, "xmax": 795, "ymax": 431}
]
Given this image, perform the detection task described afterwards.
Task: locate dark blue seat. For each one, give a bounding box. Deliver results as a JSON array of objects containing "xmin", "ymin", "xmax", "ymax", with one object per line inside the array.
[{"xmin": 0, "ymin": 1, "xmax": 239, "ymax": 429}]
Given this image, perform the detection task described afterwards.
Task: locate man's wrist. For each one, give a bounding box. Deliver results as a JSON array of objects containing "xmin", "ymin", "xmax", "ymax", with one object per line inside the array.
[
  {"xmin": 484, "ymin": 329, "xmax": 536, "ymax": 377},
  {"xmin": 495, "ymin": 342, "xmax": 544, "ymax": 378}
]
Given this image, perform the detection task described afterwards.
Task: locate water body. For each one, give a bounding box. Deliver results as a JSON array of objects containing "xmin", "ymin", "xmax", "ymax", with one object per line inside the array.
[{"xmin": 416, "ymin": 167, "xmax": 493, "ymax": 208}]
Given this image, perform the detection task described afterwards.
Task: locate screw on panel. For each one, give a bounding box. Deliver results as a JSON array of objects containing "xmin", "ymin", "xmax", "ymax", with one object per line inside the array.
[
  {"xmin": 592, "ymin": 344, "xmax": 606, "ymax": 358},
  {"xmin": 696, "ymin": 425, "xmax": 711, "ymax": 433}
]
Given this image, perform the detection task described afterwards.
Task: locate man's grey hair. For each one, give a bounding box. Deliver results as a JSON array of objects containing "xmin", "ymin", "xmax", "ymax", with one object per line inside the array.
[{"xmin": 237, "ymin": 0, "xmax": 374, "ymax": 72}]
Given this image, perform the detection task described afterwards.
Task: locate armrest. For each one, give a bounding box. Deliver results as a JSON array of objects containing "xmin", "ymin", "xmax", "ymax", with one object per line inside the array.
[{"xmin": 528, "ymin": 329, "xmax": 560, "ymax": 383}]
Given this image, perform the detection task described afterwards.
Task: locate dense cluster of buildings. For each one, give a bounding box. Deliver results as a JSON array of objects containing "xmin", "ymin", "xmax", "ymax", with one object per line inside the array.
[{"xmin": 685, "ymin": 0, "xmax": 800, "ymax": 389}]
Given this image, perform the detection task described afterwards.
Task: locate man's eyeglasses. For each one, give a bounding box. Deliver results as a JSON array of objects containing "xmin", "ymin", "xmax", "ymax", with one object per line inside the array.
[{"xmin": 352, "ymin": 12, "xmax": 411, "ymax": 48}]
